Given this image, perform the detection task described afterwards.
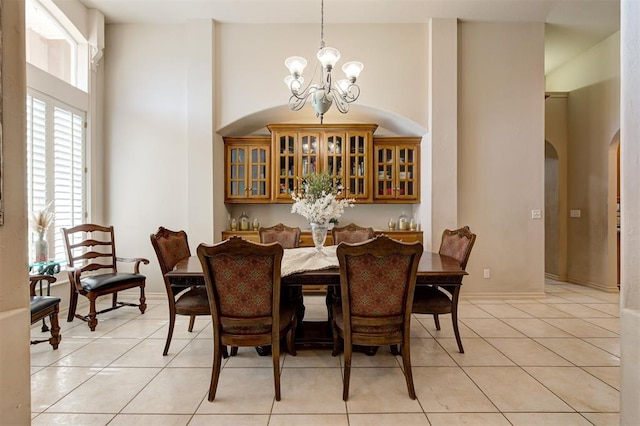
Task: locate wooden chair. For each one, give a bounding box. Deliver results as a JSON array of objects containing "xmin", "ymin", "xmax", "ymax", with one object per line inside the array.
[
  {"xmin": 258, "ymin": 223, "xmax": 301, "ymax": 248},
  {"xmin": 331, "ymin": 223, "xmax": 374, "ymax": 245},
  {"xmin": 197, "ymin": 236, "xmax": 297, "ymax": 401},
  {"xmin": 30, "ymin": 275, "xmax": 61, "ymax": 349},
  {"xmin": 150, "ymin": 227, "xmax": 210, "ymax": 356},
  {"xmin": 332, "ymin": 235, "xmax": 423, "ymax": 401},
  {"xmin": 62, "ymin": 224, "xmax": 149, "ymax": 331},
  {"xmin": 412, "ymin": 226, "xmax": 476, "ymax": 353}
]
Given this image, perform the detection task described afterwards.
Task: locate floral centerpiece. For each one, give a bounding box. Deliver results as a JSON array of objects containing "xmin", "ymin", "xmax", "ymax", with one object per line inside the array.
[{"xmin": 291, "ymin": 172, "xmax": 355, "ymax": 250}]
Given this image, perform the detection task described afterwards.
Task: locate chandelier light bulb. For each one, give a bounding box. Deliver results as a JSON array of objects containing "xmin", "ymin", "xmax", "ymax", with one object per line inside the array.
[
  {"xmin": 317, "ymin": 47, "xmax": 340, "ymax": 70},
  {"xmin": 285, "ymin": 56, "xmax": 307, "ymax": 77},
  {"xmin": 342, "ymin": 61, "xmax": 363, "ymax": 81}
]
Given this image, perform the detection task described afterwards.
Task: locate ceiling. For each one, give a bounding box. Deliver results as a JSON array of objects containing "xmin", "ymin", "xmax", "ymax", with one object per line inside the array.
[{"xmin": 77, "ymin": 0, "xmax": 620, "ymax": 74}]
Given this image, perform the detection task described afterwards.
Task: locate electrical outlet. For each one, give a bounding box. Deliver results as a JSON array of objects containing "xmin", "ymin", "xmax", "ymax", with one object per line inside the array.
[
  {"xmin": 570, "ymin": 209, "xmax": 581, "ymax": 218},
  {"xmin": 483, "ymin": 269, "xmax": 490, "ymax": 279},
  {"xmin": 531, "ymin": 209, "xmax": 542, "ymax": 219}
]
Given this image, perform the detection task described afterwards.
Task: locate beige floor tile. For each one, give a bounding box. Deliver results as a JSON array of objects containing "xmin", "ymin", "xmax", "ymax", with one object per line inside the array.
[
  {"xmin": 583, "ymin": 337, "xmax": 620, "ymax": 357},
  {"xmin": 31, "ymin": 366, "xmax": 100, "ymax": 412},
  {"xmin": 463, "ymin": 367, "xmax": 572, "ymax": 412},
  {"xmin": 30, "ymin": 337, "xmax": 93, "ymax": 367},
  {"xmin": 583, "ymin": 303, "xmax": 620, "ymax": 317},
  {"xmin": 281, "ymin": 348, "xmax": 341, "ymax": 368},
  {"xmin": 535, "ymin": 338, "xmax": 620, "ymax": 366},
  {"xmin": 343, "ymin": 368, "xmax": 423, "ymax": 413},
  {"xmin": 580, "ymin": 412, "xmax": 620, "ymax": 425},
  {"xmin": 47, "ymin": 367, "xmax": 160, "ymax": 413},
  {"xmin": 166, "ymin": 338, "xmax": 217, "ymax": 368},
  {"xmin": 268, "ymin": 368, "xmax": 346, "ymax": 414},
  {"xmin": 427, "ymin": 412, "xmax": 511, "ymax": 425},
  {"xmin": 485, "ymin": 338, "xmax": 572, "ymax": 366},
  {"xmin": 110, "ymin": 338, "xmax": 190, "ymax": 367},
  {"xmin": 31, "ymin": 413, "xmax": 115, "ymax": 425},
  {"xmin": 541, "ymin": 318, "xmax": 618, "ymax": 338},
  {"xmin": 341, "ymin": 348, "xmax": 401, "ymax": 368},
  {"xmin": 524, "ymin": 366, "xmax": 619, "ymax": 412},
  {"xmin": 190, "ymin": 414, "xmax": 268, "ymax": 425},
  {"xmin": 409, "ymin": 320, "xmax": 433, "ymax": 338},
  {"xmin": 409, "ymin": 338, "xmax": 457, "ymax": 367},
  {"xmin": 503, "ymin": 412, "xmax": 592, "ymax": 425},
  {"xmin": 102, "ymin": 318, "xmax": 167, "ymax": 339},
  {"xmin": 472, "ymin": 304, "xmax": 533, "ymax": 318},
  {"xmin": 349, "ymin": 413, "xmax": 429, "ymax": 425},
  {"xmin": 549, "ymin": 303, "xmax": 614, "ymax": 318},
  {"xmin": 222, "ymin": 346, "xmax": 286, "ymax": 368},
  {"xmin": 419, "ymin": 318, "xmax": 479, "ymax": 339},
  {"xmin": 412, "ymin": 367, "xmax": 497, "ymax": 413},
  {"xmin": 439, "ymin": 338, "xmax": 515, "ymax": 366},
  {"xmin": 122, "ymin": 367, "xmax": 211, "ymax": 414},
  {"xmin": 455, "ymin": 304, "xmax": 497, "ymax": 319},
  {"xmin": 582, "ymin": 366, "xmax": 620, "ymax": 390},
  {"xmin": 53, "ymin": 338, "xmax": 141, "ymax": 368},
  {"xmin": 148, "ymin": 318, "xmax": 210, "ymax": 340},
  {"xmin": 58, "ymin": 318, "xmax": 132, "ymax": 339},
  {"xmin": 582, "ymin": 317, "xmax": 620, "ymax": 334},
  {"xmin": 459, "ymin": 318, "xmax": 526, "ymax": 338},
  {"xmin": 108, "ymin": 414, "xmax": 191, "ymax": 425},
  {"xmin": 509, "ymin": 304, "xmax": 574, "ymax": 318},
  {"xmin": 554, "ymin": 293, "xmax": 611, "ymax": 304},
  {"xmin": 500, "ymin": 318, "xmax": 573, "ymax": 338},
  {"xmin": 269, "ymin": 414, "xmax": 349, "ymax": 425}
]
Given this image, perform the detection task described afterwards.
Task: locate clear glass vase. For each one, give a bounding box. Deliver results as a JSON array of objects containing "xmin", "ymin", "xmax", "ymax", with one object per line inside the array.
[
  {"xmin": 310, "ymin": 222, "xmax": 328, "ymax": 251},
  {"xmin": 33, "ymin": 233, "xmax": 49, "ymax": 263}
]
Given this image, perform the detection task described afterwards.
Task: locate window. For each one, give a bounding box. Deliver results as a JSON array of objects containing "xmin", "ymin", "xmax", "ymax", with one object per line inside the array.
[{"xmin": 27, "ymin": 90, "xmax": 86, "ymax": 262}]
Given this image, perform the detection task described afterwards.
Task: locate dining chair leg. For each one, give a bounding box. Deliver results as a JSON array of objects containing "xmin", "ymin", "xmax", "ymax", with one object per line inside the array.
[
  {"xmin": 112, "ymin": 292, "xmax": 118, "ymax": 308},
  {"xmin": 67, "ymin": 286, "xmax": 78, "ymax": 322},
  {"xmin": 451, "ymin": 288, "xmax": 464, "ymax": 353},
  {"xmin": 163, "ymin": 313, "xmax": 176, "ymax": 356},
  {"xmin": 342, "ymin": 339, "xmax": 352, "ymax": 401},
  {"xmin": 286, "ymin": 325, "xmax": 297, "ymax": 356},
  {"xmin": 208, "ymin": 339, "xmax": 224, "ymax": 401},
  {"xmin": 88, "ymin": 296, "xmax": 98, "ymax": 331},
  {"xmin": 188, "ymin": 315, "xmax": 196, "ymax": 332},
  {"xmin": 138, "ymin": 285, "xmax": 147, "ymax": 314},
  {"xmin": 433, "ymin": 313, "xmax": 441, "ymax": 330},
  {"xmin": 401, "ymin": 340, "xmax": 416, "ymax": 399},
  {"xmin": 48, "ymin": 307, "xmax": 61, "ymax": 350},
  {"xmin": 272, "ymin": 337, "xmax": 282, "ymax": 401}
]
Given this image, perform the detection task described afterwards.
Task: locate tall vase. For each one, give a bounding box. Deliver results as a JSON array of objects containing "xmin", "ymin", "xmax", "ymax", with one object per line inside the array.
[
  {"xmin": 310, "ymin": 222, "xmax": 328, "ymax": 251},
  {"xmin": 34, "ymin": 233, "xmax": 49, "ymax": 263}
]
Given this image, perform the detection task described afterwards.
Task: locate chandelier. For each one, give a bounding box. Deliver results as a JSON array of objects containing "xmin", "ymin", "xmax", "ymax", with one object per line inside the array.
[{"xmin": 284, "ymin": 0, "xmax": 363, "ymax": 123}]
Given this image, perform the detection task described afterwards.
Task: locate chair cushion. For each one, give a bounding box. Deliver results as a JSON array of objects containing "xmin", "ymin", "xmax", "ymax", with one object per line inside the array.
[
  {"xmin": 222, "ymin": 303, "xmax": 296, "ymax": 336},
  {"xmin": 412, "ymin": 286, "xmax": 452, "ymax": 312},
  {"xmin": 175, "ymin": 286, "xmax": 210, "ymax": 313},
  {"xmin": 30, "ymin": 296, "xmax": 61, "ymax": 316},
  {"xmin": 332, "ymin": 305, "xmax": 400, "ymax": 335},
  {"xmin": 81, "ymin": 273, "xmax": 145, "ymax": 292}
]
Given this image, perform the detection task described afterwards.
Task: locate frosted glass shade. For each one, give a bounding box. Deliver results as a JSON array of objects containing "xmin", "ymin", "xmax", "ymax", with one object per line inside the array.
[
  {"xmin": 284, "ymin": 75, "xmax": 304, "ymax": 88},
  {"xmin": 342, "ymin": 61, "xmax": 363, "ymax": 80},
  {"xmin": 285, "ymin": 56, "xmax": 307, "ymax": 76},
  {"xmin": 317, "ymin": 47, "xmax": 340, "ymax": 69}
]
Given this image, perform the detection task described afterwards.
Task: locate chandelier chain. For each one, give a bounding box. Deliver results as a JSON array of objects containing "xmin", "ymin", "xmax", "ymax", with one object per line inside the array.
[{"xmin": 320, "ymin": 0, "xmax": 325, "ymax": 49}]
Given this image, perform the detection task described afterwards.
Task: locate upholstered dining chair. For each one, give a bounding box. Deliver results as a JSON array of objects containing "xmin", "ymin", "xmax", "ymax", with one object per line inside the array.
[
  {"xmin": 332, "ymin": 235, "xmax": 423, "ymax": 401},
  {"xmin": 258, "ymin": 223, "xmax": 303, "ymax": 354},
  {"xmin": 62, "ymin": 224, "xmax": 148, "ymax": 331},
  {"xmin": 150, "ymin": 227, "xmax": 211, "ymax": 356},
  {"xmin": 258, "ymin": 223, "xmax": 301, "ymax": 248},
  {"xmin": 412, "ymin": 226, "xmax": 476, "ymax": 353},
  {"xmin": 30, "ymin": 275, "xmax": 61, "ymax": 349},
  {"xmin": 197, "ymin": 236, "xmax": 297, "ymax": 401},
  {"xmin": 331, "ymin": 223, "xmax": 374, "ymax": 245}
]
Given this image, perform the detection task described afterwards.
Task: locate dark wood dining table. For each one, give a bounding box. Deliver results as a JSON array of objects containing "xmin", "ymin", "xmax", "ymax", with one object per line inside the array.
[{"xmin": 165, "ymin": 249, "xmax": 466, "ymax": 349}]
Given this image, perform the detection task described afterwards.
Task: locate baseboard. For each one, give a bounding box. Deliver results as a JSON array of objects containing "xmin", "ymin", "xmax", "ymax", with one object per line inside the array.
[
  {"xmin": 461, "ymin": 292, "xmax": 546, "ymax": 300},
  {"xmin": 565, "ymin": 277, "xmax": 620, "ymax": 293}
]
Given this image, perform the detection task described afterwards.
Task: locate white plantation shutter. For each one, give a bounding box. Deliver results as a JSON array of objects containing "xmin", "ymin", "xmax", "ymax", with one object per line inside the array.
[{"xmin": 26, "ymin": 91, "xmax": 86, "ymax": 262}]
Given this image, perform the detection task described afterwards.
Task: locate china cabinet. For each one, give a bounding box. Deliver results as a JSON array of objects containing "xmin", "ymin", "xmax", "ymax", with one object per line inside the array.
[
  {"xmin": 267, "ymin": 123, "xmax": 377, "ymax": 203},
  {"xmin": 373, "ymin": 137, "xmax": 420, "ymax": 202},
  {"xmin": 223, "ymin": 137, "xmax": 271, "ymax": 203}
]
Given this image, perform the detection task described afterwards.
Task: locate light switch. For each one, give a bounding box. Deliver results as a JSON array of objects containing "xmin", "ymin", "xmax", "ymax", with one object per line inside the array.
[
  {"xmin": 570, "ymin": 209, "xmax": 581, "ymax": 218},
  {"xmin": 531, "ymin": 209, "xmax": 542, "ymax": 219}
]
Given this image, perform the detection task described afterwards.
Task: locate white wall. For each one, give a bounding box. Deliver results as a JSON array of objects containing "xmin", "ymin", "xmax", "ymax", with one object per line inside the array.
[
  {"xmin": 102, "ymin": 19, "xmax": 546, "ymax": 299},
  {"xmin": 457, "ymin": 21, "xmax": 546, "ymax": 297}
]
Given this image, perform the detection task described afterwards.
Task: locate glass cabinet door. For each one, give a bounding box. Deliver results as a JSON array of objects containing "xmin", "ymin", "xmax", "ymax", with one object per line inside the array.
[
  {"xmin": 275, "ymin": 133, "xmax": 297, "ymax": 200},
  {"xmin": 347, "ymin": 133, "xmax": 369, "ymax": 199},
  {"xmin": 228, "ymin": 146, "xmax": 247, "ymax": 198},
  {"xmin": 396, "ymin": 145, "xmax": 417, "ymax": 200},
  {"xmin": 325, "ymin": 133, "xmax": 345, "ymax": 196},
  {"xmin": 249, "ymin": 146, "xmax": 270, "ymax": 199}
]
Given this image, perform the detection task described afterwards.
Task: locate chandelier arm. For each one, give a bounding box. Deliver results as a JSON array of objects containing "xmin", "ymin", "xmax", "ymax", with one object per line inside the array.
[{"xmin": 330, "ymin": 90, "xmax": 350, "ymax": 114}]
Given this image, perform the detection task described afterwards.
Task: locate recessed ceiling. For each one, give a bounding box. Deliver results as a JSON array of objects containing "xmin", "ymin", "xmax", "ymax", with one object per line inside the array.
[{"xmin": 78, "ymin": 0, "xmax": 620, "ymax": 74}]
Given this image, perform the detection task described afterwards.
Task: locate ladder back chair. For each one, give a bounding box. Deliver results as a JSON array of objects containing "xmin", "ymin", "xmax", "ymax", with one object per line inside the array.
[
  {"xmin": 62, "ymin": 224, "xmax": 148, "ymax": 331},
  {"xmin": 29, "ymin": 275, "xmax": 61, "ymax": 349}
]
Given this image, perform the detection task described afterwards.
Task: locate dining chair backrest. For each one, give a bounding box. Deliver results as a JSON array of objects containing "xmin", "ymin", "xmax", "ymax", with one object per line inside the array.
[
  {"xmin": 150, "ymin": 227, "xmax": 191, "ymax": 283},
  {"xmin": 331, "ymin": 223, "xmax": 375, "ymax": 245},
  {"xmin": 259, "ymin": 223, "xmax": 301, "ymax": 248},
  {"xmin": 438, "ymin": 226, "xmax": 476, "ymax": 270}
]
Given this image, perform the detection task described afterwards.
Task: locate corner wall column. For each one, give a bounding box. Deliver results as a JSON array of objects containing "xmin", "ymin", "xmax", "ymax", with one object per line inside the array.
[{"xmin": 428, "ymin": 18, "xmax": 458, "ymax": 249}]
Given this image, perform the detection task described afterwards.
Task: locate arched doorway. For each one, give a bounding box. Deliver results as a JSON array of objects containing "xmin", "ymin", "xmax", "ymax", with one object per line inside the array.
[
  {"xmin": 545, "ymin": 141, "xmax": 560, "ymax": 278},
  {"xmin": 607, "ymin": 130, "xmax": 621, "ymax": 288}
]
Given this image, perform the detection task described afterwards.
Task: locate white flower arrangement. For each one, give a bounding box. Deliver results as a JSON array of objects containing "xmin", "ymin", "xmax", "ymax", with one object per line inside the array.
[
  {"xmin": 291, "ymin": 172, "xmax": 355, "ymax": 225},
  {"xmin": 29, "ymin": 203, "xmax": 54, "ymax": 236}
]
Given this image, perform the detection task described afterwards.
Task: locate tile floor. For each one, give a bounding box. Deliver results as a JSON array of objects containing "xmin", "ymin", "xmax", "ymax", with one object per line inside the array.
[{"xmin": 30, "ymin": 279, "xmax": 620, "ymax": 425}]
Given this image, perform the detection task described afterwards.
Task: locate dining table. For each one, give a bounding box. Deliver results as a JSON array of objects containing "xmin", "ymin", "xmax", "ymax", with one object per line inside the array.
[{"xmin": 165, "ymin": 246, "xmax": 467, "ymax": 349}]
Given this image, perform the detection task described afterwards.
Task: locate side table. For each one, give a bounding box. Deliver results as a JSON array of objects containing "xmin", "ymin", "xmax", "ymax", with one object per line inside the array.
[{"xmin": 29, "ymin": 260, "xmax": 62, "ymax": 332}]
